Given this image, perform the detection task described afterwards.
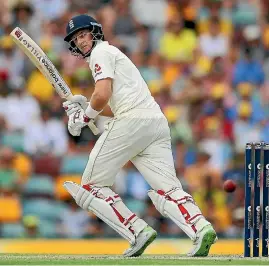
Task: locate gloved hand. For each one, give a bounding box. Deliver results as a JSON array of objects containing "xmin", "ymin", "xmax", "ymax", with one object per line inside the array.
[
  {"xmin": 63, "ymin": 101, "xmax": 80, "ymax": 116},
  {"xmin": 68, "ymin": 108, "xmax": 86, "ymax": 136},
  {"xmin": 69, "ymin": 95, "xmax": 89, "ymax": 110}
]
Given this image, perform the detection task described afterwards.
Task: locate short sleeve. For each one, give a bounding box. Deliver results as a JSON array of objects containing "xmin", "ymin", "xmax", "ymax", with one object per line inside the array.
[{"xmin": 89, "ymin": 50, "xmax": 115, "ymax": 83}]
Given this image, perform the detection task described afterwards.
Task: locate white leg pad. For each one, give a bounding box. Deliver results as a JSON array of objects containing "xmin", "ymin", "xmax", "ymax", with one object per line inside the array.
[
  {"xmin": 148, "ymin": 188, "xmax": 210, "ymax": 241},
  {"xmin": 64, "ymin": 181, "xmax": 147, "ymax": 244}
]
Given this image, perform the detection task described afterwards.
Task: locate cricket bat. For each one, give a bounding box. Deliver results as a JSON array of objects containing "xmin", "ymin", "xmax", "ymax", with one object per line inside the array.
[{"xmin": 10, "ymin": 27, "xmax": 99, "ymax": 135}]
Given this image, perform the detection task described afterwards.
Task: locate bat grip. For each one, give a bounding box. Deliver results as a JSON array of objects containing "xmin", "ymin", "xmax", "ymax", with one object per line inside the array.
[
  {"xmin": 87, "ymin": 120, "xmax": 100, "ymax": 135},
  {"xmin": 66, "ymin": 94, "xmax": 100, "ymax": 135}
]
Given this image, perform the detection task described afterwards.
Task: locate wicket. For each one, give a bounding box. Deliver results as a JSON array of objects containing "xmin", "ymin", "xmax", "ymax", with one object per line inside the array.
[{"xmin": 244, "ymin": 142, "xmax": 269, "ymax": 257}]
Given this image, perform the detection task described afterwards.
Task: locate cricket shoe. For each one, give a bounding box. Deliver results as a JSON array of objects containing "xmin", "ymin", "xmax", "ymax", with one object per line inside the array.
[
  {"xmin": 187, "ymin": 224, "xmax": 217, "ymax": 257},
  {"xmin": 123, "ymin": 225, "xmax": 157, "ymax": 257}
]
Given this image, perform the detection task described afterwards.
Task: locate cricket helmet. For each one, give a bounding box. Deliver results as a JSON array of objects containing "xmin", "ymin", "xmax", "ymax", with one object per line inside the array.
[{"xmin": 64, "ymin": 14, "xmax": 104, "ymax": 57}]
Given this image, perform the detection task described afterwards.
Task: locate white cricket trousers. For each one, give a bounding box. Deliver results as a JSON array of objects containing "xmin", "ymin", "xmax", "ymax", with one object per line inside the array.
[{"xmin": 81, "ymin": 111, "xmax": 182, "ymax": 191}]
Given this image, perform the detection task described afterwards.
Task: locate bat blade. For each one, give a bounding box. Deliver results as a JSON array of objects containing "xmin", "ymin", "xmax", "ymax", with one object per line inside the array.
[
  {"xmin": 10, "ymin": 27, "xmax": 99, "ymax": 135},
  {"xmin": 10, "ymin": 27, "xmax": 71, "ymax": 99}
]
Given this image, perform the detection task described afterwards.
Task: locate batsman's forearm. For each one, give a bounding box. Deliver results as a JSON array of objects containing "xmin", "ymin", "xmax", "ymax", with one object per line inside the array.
[
  {"xmin": 100, "ymin": 105, "xmax": 114, "ymax": 117},
  {"xmin": 89, "ymin": 78, "xmax": 113, "ymax": 113},
  {"xmin": 90, "ymin": 92, "xmax": 109, "ymax": 111}
]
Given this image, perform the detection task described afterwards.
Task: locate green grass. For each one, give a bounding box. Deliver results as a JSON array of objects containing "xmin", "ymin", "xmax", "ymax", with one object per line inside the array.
[{"xmin": 0, "ymin": 254, "xmax": 268, "ymax": 265}]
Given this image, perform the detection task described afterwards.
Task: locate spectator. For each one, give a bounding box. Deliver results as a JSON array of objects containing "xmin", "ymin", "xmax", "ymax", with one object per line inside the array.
[
  {"xmin": 21, "ymin": 215, "xmax": 41, "ymax": 238},
  {"xmin": 199, "ymin": 17, "xmax": 229, "ymax": 58},
  {"xmin": 30, "ymin": 0, "xmax": 69, "ymax": 21},
  {"xmin": 183, "ymin": 150, "xmax": 221, "ymax": 194},
  {"xmin": 24, "ymin": 107, "xmax": 68, "ymax": 156},
  {"xmin": 233, "ymin": 101, "xmax": 262, "ymax": 153},
  {"xmin": 233, "ymin": 46, "xmax": 265, "ymax": 87},
  {"xmin": 159, "ymin": 16, "xmax": 197, "ymax": 62},
  {"xmin": 59, "ymin": 200, "xmax": 91, "ymax": 238},
  {"xmin": 0, "ymin": 36, "xmax": 25, "ymax": 87},
  {"xmin": 0, "ymin": 147, "xmax": 20, "ymax": 193},
  {"xmin": 131, "ymin": 0, "xmax": 167, "ymax": 28},
  {"xmin": 112, "ymin": 0, "xmax": 140, "ymax": 53},
  {"xmin": 4, "ymin": 80, "xmax": 40, "ymax": 132},
  {"xmin": 11, "ymin": 1, "xmax": 41, "ymax": 41}
]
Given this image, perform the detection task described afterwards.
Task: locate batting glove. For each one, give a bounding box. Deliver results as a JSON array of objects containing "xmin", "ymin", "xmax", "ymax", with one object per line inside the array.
[
  {"xmin": 69, "ymin": 95, "xmax": 89, "ymax": 110},
  {"xmin": 68, "ymin": 108, "xmax": 87, "ymax": 136},
  {"xmin": 63, "ymin": 101, "xmax": 80, "ymax": 116}
]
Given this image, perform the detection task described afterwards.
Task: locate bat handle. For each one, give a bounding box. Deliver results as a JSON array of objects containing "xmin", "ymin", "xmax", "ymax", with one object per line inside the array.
[
  {"xmin": 66, "ymin": 94, "xmax": 100, "ymax": 135},
  {"xmin": 87, "ymin": 120, "xmax": 100, "ymax": 135}
]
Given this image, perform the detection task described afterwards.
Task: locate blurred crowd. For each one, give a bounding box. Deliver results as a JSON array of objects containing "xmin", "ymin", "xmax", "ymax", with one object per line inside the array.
[{"xmin": 0, "ymin": 0, "xmax": 268, "ymax": 240}]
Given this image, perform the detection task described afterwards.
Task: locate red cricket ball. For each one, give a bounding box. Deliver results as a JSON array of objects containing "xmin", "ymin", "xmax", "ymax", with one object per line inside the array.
[{"xmin": 223, "ymin": 179, "xmax": 237, "ymax": 193}]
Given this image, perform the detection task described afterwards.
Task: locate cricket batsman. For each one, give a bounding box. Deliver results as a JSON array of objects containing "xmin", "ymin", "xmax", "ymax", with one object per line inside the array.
[{"xmin": 62, "ymin": 14, "xmax": 217, "ymax": 257}]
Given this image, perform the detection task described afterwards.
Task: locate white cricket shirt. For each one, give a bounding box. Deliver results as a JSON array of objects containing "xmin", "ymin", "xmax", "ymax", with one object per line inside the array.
[{"xmin": 86, "ymin": 41, "xmax": 162, "ymax": 117}]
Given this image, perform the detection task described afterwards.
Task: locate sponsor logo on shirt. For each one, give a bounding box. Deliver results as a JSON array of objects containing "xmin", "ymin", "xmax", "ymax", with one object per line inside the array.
[
  {"xmin": 94, "ymin": 64, "xmax": 101, "ymax": 73},
  {"xmin": 94, "ymin": 64, "xmax": 102, "ymax": 77}
]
